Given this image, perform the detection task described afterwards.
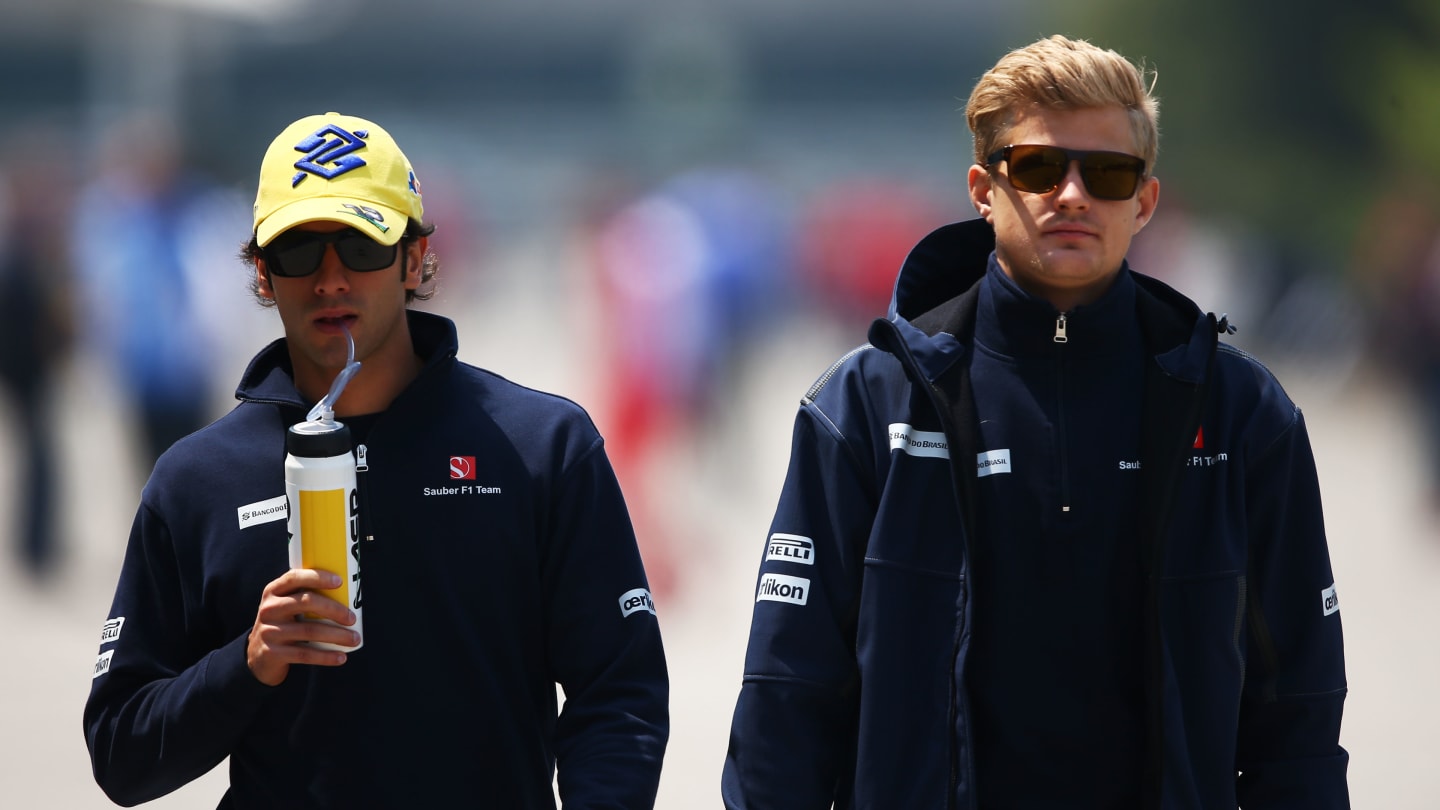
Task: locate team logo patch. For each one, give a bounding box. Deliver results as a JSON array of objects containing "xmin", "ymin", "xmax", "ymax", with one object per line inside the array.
[
  {"xmin": 619, "ymin": 588, "xmax": 656, "ymax": 618},
  {"xmin": 291, "ymin": 124, "xmax": 368, "ymax": 186},
  {"xmin": 756, "ymin": 573, "xmax": 809, "ymax": 606},
  {"xmin": 100, "ymin": 617, "xmax": 125, "ymax": 645},
  {"xmin": 93, "ymin": 650, "xmax": 114, "ymax": 679},
  {"xmin": 450, "ymin": 456, "xmax": 476, "ymax": 480},
  {"xmin": 977, "ymin": 448, "xmax": 1011, "ymax": 477},
  {"xmin": 766, "ymin": 533, "xmax": 815, "ymax": 565},
  {"xmin": 238, "ymin": 495, "xmax": 288, "ymax": 530},
  {"xmin": 888, "ymin": 423, "xmax": 950, "ymax": 459},
  {"xmin": 1321, "ymin": 583, "xmax": 1339, "ymax": 616}
]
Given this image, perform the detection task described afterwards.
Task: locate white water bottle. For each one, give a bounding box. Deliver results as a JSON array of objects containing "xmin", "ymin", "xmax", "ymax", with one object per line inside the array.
[
  {"xmin": 285, "ymin": 418, "xmax": 363, "ymax": 652},
  {"xmin": 283, "ymin": 323, "xmax": 364, "ymax": 652}
]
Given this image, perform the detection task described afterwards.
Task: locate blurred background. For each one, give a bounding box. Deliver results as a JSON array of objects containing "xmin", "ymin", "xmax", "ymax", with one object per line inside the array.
[{"xmin": 0, "ymin": 0, "xmax": 1437, "ymax": 806}]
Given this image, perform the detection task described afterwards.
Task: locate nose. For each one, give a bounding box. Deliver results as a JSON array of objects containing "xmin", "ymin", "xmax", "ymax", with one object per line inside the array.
[
  {"xmin": 310, "ymin": 244, "xmax": 351, "ymax": 296},
  {"xmin": 1054, "ymin": 160, "xmax": 1091, "ymax": 209}
]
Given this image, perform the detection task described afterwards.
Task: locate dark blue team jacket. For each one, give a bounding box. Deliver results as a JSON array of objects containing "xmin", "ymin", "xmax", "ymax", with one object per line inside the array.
[
  {"xmin": 85, "ymin": 311, "xmax": 669, "ymax": 808},
  {"xmin": 723, "ymin": 220, "xmax": 1348, "ymax": 809}
]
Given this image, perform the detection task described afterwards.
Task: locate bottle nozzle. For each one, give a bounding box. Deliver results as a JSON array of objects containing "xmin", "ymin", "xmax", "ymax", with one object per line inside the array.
[{"xmin": 306, "ymin": 324, "xmax": 361, "ymax": 424}]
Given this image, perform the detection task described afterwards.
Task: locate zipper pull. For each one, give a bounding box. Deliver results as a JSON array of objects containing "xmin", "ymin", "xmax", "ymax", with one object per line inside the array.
[
  {"xmin": 355, "ymin": 443, "xmax": 369, "ymax": 472},
  {"xmin": 1053, "ymin": 313, "xmax": 1069, "ymax": 344}
]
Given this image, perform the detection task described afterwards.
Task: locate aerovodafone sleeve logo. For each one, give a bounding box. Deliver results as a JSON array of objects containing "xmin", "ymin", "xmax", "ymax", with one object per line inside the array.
[{"xmin": 619, "ymin": 588, "xmax": 656, "ymax": 618}]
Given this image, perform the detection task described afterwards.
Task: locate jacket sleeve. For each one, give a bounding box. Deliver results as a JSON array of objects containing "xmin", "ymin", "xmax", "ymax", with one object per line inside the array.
[
  {"xmin": 83, "ymin": 501, "xmax": 276, "ymax": 806},
  {"xmin": 723, "ymin": 401, "xmax": 874, "ymax": 810},
  {"xmin": 1235, "ymin": 410, "xmax": 1350, "ymax": 808},
  {"xmin": 544, "ymin": 437, "xmax": 669, "ymax": 809}
]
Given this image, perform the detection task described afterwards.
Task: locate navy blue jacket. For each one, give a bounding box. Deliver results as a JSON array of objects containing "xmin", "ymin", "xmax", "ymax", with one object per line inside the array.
[
  {"xmin": 723, "ymin": 220, "xmax": 1348, "ymax": 809},
  {"xmin": 85, "ymin": 311, "xmax": 669, "ymax": 809}
]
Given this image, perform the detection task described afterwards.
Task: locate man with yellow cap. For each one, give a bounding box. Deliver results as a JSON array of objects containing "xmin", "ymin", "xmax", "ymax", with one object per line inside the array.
[{"xmin": 84, "ymin": 112, "xmax": 670, "ymax": 808}]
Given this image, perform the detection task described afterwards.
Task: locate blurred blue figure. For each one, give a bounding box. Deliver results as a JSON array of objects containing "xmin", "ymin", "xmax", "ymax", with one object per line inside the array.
[
  {"xmin": 587, "ymin": 166, "xmax": 792, "ymax": 599},
  {"xmin": 0, "ymin": 127, "xmax": 77, "ymax": 578},
  {"xmin": 70, "ymin": 115, "xmax": 216, "ymax": 473}
]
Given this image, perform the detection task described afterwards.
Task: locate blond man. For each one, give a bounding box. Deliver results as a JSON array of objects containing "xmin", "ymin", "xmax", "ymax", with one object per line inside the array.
[{"xmin": 724, "ymin": 35, "xmax": 1348, "ymax": 809}]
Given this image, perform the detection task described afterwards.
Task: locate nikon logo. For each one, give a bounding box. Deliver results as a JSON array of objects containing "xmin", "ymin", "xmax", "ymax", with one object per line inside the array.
[
  {"xmin": 756, "ymin": 573, "xmax": 809, "ymax": 606},
  {"xmin": 92, "ymin": 650, "xmax": 114, "ymax": 680}
]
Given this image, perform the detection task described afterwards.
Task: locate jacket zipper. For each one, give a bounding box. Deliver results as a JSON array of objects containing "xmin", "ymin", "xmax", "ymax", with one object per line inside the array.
[
  {"xmin": 355, "ymin": 444, "xmax": 375, "ymax": 545},
  {"xmin": 1054, "ymin": 313, "xmax": 1071, "ymax": 513},
  {"xmin": 805, "ymin": 343, "xmax": 872, "ymax": 404}
]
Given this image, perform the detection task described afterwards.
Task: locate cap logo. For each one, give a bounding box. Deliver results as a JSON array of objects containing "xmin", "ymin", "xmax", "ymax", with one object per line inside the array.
[
  {"xmin": 340, "ymin": 203, "xmax": 389, "ymax": 232},
  {"xmin": 291, "ymin": 124, "xmax": 370, "ymax": 187}
]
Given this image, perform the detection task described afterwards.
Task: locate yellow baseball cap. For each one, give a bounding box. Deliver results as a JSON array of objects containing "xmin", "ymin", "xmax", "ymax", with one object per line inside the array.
[{"xmin": 253, "ymin": 112, "xmax": 423, "ymax": 247}]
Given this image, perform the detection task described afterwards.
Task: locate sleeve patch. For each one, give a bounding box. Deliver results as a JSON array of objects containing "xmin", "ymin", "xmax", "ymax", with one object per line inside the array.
[
  {"xmin": 93, "ymin": 650, "xmax": 115, "ymax": 679},
  {"xmin": 100, "ymin": 617, "xmax": 125, "ymax": 645},
  {"xmin": 1321, "ymin": 583, "xmax": 1339, "ymax": 617}
]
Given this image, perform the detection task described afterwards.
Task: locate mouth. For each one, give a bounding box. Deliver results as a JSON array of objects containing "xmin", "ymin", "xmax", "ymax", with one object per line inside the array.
[
  {"xmin": 1043, "ymin": 222, "xmax": 1099, "ymax": 240},
  {"xmin": 313, "ymin": 314, "xmax": 358, "ymax": 335}
]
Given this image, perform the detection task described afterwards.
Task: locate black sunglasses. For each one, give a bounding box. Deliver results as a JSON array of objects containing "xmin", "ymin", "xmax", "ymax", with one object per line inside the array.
[
  {"xmin": 986, "ymin": 144, "xmax": 1147, "ymax": 201},
  {"xmin": 262, "ymin": 228, "xmax": 399, "ymax": 278}
]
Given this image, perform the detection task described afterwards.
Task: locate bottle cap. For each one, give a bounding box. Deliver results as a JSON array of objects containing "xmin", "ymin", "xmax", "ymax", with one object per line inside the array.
[{"xmin": 286, "ymin": 420, "xmax": 352, "ymax": 458}]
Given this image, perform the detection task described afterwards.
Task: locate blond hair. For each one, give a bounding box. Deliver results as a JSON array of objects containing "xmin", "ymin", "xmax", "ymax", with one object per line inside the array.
[{"xmin": 966, "ymin": 35, "xmax": 1160, "ymax": 169}]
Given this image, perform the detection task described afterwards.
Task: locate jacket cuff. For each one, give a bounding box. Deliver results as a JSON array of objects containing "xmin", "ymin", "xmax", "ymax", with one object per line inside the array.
[{"xmin": 201, "ymin": 632, "xmax": 277, "ymax": 713}]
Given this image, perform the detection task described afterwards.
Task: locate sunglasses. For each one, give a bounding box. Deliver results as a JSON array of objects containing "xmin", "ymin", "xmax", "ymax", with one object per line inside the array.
[
  {"xmin": 262, "ymin": 229, "xmax": 399, "ymax": 278},
  {"xmin": 986, "ymin": 144, "xmax": 1147, "ymax": 201}
]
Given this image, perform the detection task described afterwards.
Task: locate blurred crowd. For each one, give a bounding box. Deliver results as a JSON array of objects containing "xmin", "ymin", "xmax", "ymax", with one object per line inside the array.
[{"xmin": 4, "ymin": 110, "xmax": 1438, "ymax": 594}]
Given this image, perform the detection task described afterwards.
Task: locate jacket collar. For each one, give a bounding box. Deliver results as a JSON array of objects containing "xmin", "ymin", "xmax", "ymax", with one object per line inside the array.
[
  {"xmin": 234, "ymin": 310, "xmax": 459, "ymax": 408},
  {"xmin": 873, "ymin": 218, "xmax": 1218, "ymax": 384}
]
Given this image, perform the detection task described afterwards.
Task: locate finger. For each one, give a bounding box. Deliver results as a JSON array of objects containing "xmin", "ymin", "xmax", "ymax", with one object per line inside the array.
[
  {"xmin": 252, "ymin": 618, "xmax": 360, "ymax": 656},
  {"xmin": 255, "ymin": 634, "xmax": 351, "ymax": 668},
  {"xmin": 268, "ymin": 568, "xmax": 344, "ymax": 597},
  {"xmin": 279, "ymin": 590, "xmax": 357, "ymax": 627}
]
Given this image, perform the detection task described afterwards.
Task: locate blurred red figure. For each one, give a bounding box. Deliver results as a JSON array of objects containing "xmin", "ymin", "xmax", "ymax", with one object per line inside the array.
[
  {"xmin": 796, "ymin": 178, "xmax": 945, "ymax": 325},
  {"xmin": 585, "ymin": 168, "xmax": 792, "ymax": 604}
]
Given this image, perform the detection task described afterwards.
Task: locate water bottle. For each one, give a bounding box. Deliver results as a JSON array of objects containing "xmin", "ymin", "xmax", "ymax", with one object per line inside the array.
[
  {"xmin": 284, "ymin": 417, "xmax": 362, "ymax": 652},
  {"xmin": 283, "ymin": 324, "xmax": 363, "ymax": 652}
]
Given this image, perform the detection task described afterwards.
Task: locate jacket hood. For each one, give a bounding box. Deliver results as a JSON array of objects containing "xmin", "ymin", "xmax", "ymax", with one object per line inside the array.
[
  {"xmin": 887, "ymin": 219, "xmax": 995, "ymax": 321},
  {"xmin": 234, "ymin": 310, "xmax": 460, "ymax": 408}
]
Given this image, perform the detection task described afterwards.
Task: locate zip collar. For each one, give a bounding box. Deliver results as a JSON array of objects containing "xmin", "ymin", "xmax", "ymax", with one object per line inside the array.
[
  {"xmin": 234, "ymin": 310, "xmax": 460, "ymax": 410},
  {"xmin": 874, "ymin": 218, "xmax": 1220, "ymax": 383}
]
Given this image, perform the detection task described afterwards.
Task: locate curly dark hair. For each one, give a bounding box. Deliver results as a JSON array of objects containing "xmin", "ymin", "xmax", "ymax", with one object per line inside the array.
[{"xmin": 238, "ymin": 219, "xmax": 440, "ymax": 308}]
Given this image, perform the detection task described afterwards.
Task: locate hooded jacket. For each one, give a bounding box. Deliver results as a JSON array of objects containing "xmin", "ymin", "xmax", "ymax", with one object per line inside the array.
[
  {"xmin": 723, "ymin": 219, "xmax": 1348, "ymax": 809},
  {"xmin": 85, "ymin": 311, "xmax": 669, "ymax": 809}
]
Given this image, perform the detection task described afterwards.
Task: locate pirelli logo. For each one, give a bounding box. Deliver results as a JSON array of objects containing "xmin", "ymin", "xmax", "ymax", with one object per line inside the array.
[
  {"xmin": 756, "ymin": 573, "xmax": 809, "ymax": 606},
  {"xmin": 766, "ymin": 533, "xmax": 814, "ymax": 565},
  {"xmin": 100, "ymin": 617, "xmax": 125, "ymax": 645}
]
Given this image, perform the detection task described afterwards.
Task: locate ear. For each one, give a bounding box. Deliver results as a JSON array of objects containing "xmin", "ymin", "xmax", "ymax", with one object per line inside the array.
[
  {"xmin": 403, "ymin": 236, "xmax": 428, "ymax": 291},
  {"xmin": 255, "ymin": 258, "xmax": 275, "ymax": 300},
  {"xmin": 967, "ymin": 164, "xmax": 994, "ymax": 221},
  {"xmin": 1131, "ymin": 176, "xmax": 1161, "ymax": 235}
]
